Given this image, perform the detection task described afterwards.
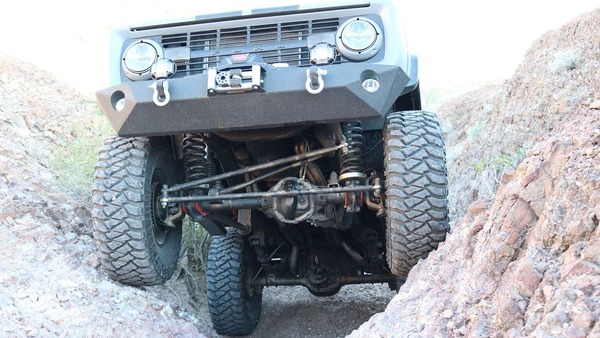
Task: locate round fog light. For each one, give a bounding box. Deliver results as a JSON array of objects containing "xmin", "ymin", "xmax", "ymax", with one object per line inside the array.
[
  {"xmin": 110, "ymin": 90, "xmax": 126, "ymax": 112},
  {"xmin": 115, "ymin": 98, "xmax": 126, "ymax": 112},
  {"xmin": 362, "ymin": 79, "xmax": 380, "ymax": 92}
]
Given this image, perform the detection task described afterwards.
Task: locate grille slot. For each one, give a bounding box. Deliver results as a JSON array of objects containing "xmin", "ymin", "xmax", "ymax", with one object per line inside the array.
[{"xmin": 160, "ymin": 18, "xmax": 341, "ymax": 77}]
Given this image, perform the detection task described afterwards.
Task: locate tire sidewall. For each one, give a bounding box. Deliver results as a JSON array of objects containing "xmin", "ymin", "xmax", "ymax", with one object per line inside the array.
[
  {"xmin": 207, "ymin": 230, "xmax": 263, "ymax": 335},
  {"xmin": 143, "ymin": 139, "xmax": 183, "ymax": 282},
  {"xmin": 383, "ymin": 111, "xmax": 449, "ymax": 277}
]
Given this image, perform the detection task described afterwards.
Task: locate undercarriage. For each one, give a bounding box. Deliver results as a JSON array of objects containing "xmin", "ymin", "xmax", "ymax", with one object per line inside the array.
[{"xmin": 160, "ymin": 122, "xmax": 397, "ymax": 295}]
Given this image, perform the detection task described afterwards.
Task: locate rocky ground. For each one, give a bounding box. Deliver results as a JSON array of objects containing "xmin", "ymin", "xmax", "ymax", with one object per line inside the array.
[
  {"xmin": 0, "ymin": 55, "xmax": 205, "ymax": 337},
  {"xmin": 1, "ymin": 7, "xmax": 598, "ymax": 338},
  {"xmin": 351, "ymin": 8, "xmax": 599, "ymax": 337}
]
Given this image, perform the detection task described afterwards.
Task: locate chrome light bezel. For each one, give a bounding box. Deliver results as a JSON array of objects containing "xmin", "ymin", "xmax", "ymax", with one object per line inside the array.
[
  {"xmin": 122, "ymin": 40, "xmax": 163, "ymax": 81},
  {"xmin": 336, "ymin": 17, "xmax": 382, "ymax": 61}
]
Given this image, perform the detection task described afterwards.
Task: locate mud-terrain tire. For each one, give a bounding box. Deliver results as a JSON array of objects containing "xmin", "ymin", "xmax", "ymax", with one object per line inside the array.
[
  {"xmin": 92, "ymin": 136, "xmax": 182, "ymax": 286},
  {"xmin": 384, "ymin": 111, "xmax": 449, "ymax": 277},
  {"xmin": 207, "ymin": 229, "xmax": 263, "ymax": 335}
]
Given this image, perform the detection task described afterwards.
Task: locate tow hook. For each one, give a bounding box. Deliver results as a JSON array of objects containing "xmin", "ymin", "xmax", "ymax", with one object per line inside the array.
[
  {"xmin": 305, "ymin": 66, "xmax": 327, "ymax": 95},
  {"xmin": 150, "ymin": 79, "xmax": 170, "ymax": 107}
]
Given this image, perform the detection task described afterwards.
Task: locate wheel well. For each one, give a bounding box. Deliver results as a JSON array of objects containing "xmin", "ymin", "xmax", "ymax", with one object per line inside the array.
[{"xmin": 393, "ymin": 84, "xmax": 422, "ymax": 111}]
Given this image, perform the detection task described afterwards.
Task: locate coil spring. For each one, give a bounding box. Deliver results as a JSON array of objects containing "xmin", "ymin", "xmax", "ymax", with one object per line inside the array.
[
  {"xmin": 340, "ymin": 121, "xmax": 366, "ymax": 182},
  {"xmin": 182, "ymin": 134, "xmax": 214, "ymax": 182}
]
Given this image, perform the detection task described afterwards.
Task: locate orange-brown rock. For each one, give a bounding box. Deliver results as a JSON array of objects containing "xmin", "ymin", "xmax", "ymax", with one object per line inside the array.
[{"xmin": 351, "ymin": 8, "xmax": 600, "ymax": 338}]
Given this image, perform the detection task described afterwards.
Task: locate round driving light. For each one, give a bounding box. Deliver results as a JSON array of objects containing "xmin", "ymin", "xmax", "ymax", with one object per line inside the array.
[
  {"xmin": 151, "ymin": 58, "xmax": 176, "ymax": 80},
  {"xmin": 362, "ymin": 79, "xmax": 380, "ymax": 92},
  {"xmin": 124, "ymin": 42, "xmax": 157, "ymax": 73},
  {"xmin": 309, "ymin": 43, "xmax": 337, "ymax": 65},
  {"xmin": 336, "ymin": 18, "xmax": 383, "ymax": 61},
  {"xmin": 341, "ymin": 20, "xmax": 376, "ymax": 51}
]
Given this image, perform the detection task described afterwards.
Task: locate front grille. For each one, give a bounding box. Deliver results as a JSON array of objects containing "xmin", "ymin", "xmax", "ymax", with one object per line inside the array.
[{"xmin": 161, "ymin": 18, "xmax": 342, "ymax": 77}]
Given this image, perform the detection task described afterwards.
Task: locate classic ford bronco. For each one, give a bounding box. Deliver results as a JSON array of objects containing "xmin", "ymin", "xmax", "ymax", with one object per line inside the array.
[{"xmin": 93, "ymin": 0, "xmax": 448, "ymax": 334}]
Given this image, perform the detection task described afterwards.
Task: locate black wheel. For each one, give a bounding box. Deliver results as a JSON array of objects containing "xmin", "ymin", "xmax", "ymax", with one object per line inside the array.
[
  {"xmin": 384, "ymin": 111, "xmax": 449, "ymax": 277},
  {"xmin": 206, "ymin": 229, "xmax": 263, "ymax": 336},
  {"xmin": 92, "ymin": 136, "xmax": 183, "ymax": 286}
]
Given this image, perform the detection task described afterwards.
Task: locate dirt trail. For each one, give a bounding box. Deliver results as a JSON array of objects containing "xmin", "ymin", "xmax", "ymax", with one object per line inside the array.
[{"xmin": 162, "ymin": 280, "xmax": 395, "ymax": 338}]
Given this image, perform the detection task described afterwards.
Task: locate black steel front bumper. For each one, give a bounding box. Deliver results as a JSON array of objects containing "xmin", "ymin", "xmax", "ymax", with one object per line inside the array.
[{"xmin": 96, "ymin": 63, "xmax": 409, "ymax": 137}]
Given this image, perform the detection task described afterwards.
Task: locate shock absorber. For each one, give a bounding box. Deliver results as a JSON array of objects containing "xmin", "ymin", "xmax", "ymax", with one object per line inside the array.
[
  {"xmin": 339, "ymin": 121, "xmax": 366, "ymax": 183},
  {"xmin": 181, "ymin": 134, "xmax": 215, "ymax": 220},
  {"xmin": 182, "ymin": 134, "xmax": 214, "ymax": 182}
]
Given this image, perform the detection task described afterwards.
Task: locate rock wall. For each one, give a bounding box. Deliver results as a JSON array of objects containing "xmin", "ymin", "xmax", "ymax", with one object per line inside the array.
[
  {"xmin": 351, "ymin": 8, "xmax": 600, "ymax": 338},
  {"xmin": 441, "ymin": 8, "xmax": 600, "ymax": 224}
]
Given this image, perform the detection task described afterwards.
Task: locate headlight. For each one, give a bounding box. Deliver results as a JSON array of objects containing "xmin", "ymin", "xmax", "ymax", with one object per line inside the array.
[
  {"xmin": 122, "ymin": 40, "xmax": 162, "ymax": 81},
  {"xmin": 336, "ymin": 18, "xmax": 382, "ymax": 61}
]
